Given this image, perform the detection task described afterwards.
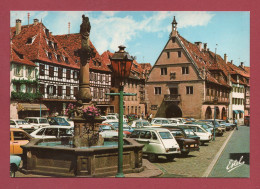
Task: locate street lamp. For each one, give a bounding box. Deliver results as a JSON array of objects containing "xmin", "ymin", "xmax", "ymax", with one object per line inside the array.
[
  {"xmin": 106, "ymin": 45, "xmax": 136, "ymax": 177},
  {"xmin": 212, "ymin": 96, "xmax": 218, "ymax": 141}
]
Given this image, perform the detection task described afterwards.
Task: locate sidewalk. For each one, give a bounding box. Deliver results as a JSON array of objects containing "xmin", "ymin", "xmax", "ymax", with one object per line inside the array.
[{"xmin": 16, "ymin": 158, "xmax": 162, "ymax": 178}]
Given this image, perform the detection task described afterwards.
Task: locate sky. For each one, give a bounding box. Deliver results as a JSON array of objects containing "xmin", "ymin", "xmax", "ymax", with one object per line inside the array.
[{"xmin": 10, "ymin": 11, "xmax": 250, "ymax": 67}]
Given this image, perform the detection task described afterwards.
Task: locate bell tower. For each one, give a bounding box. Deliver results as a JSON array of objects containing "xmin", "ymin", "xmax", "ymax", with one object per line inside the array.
[{"xmin": 171, "ymin": 16, "xmax": 178, "ymax": 37}]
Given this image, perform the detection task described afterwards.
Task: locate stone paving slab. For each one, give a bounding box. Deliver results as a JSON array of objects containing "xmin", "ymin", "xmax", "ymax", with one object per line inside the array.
[{"xmin": 153, "ymin": 130, "xmax": 234, "ymax": 177}]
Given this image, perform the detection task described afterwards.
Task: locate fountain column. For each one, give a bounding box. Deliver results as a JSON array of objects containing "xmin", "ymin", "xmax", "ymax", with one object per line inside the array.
[{"xmin": 73, "ymin": 15, "xmax": 104, "ymax": 148}]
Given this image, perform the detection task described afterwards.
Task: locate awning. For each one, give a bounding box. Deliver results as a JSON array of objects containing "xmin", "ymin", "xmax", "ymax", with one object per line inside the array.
[
  {"xmin": 238, "ymin": 110, "xmax": 244, "ymax": 113},
  {"xmin": 233, "ymin": 110, "xmax": 239, "ymax": 114},
  {"xmin": 17, "ymin": 103, "xmax": 49, "ymax": 111}
]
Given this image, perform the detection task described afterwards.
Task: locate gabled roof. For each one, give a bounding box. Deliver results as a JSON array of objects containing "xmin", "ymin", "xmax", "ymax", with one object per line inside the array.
[
  {"xmin": 10, "ymin": 42, "xmax": 36, "ymax": 67},
  {"xmin": 227, "ymin": 62, "xmax": 250, "ymax": 78},
  {"xmin": 55, "ymin": 33, "xmax": 111, "ymax": 72},
  {"xmin": 177, "ymin": 35, "xmax": 230, "ymax": 88},
  {"xmin": 11, "ymin": 23, "xmax": 78, "ymax": 69}
]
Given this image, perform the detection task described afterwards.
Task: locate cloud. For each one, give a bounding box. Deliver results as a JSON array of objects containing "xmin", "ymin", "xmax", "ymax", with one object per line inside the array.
[
  {"xmin": 10, "ymin": 11, "xmax": 49, "ymax": 26},
  {"xmin": 10, "ymin": 11, "xmax": 215, "ymax": 55}
]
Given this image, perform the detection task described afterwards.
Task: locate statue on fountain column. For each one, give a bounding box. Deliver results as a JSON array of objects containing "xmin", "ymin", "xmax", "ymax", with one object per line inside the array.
[{"xmin": 80, "ymin": 15, "xmax": 92, "ymax": 66}]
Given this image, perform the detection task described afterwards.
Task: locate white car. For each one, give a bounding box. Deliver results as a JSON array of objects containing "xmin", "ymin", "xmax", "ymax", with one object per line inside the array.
[
  {"xmin": 10, "ymin": 119, "xmax": 36, "ymax": 133},
  {"xmin": 30, "ymin": 126, "xmax": 74, "ymax": 139},
  {"xmin": 98, "ymin": 124, "xmax": 124, "ymax": 139},
  {"xmin": 130, "ymin": 120, "xmax": 158, "ymax": 128},
  {"xmin": 167, "ymin": 118, "xmax": 180, "ymax": 126},
  {"xmin": 129, "ymin": 127, "xmax": 181, "ymax": 162},
  {"xmin": 24, "ymin": 117, "xmax": 50, "ymax": 129},
  {"xmin": 180, "ymin": 124, "xmax": 212, "ymax": 145},
  {"xmin": 151, "ymin": 118, "xmax": 173, "ymax": 126}
]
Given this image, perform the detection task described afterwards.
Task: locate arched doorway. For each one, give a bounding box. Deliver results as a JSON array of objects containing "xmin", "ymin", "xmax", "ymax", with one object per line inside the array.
[
  {"xmin": 221, "ymin": 107, "xmax": 227, "ymax": 120},
  {"xmin": 216, "ymin": 107, "xmax": 220, "ymax": 119},
  {"xmin": 205, "ymin": 106, "xmax": 212, "ymax": 119},
  {"xmin": 165, "ymin": 104, "xmax": 182, "ymax": 118}
]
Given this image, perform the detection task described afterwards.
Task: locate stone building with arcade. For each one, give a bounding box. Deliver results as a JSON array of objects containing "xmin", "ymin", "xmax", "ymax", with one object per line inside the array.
[{"xmin": 146, "ymin": 17, "xmax": 232, "ymax": 120}]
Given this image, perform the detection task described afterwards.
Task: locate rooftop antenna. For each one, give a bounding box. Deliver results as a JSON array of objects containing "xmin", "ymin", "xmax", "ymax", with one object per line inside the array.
[
  {"xmin": 143, "ymin": 56, "xmax": 144, "ymax": 62},
  {"xmin": 27, "ymin": 12, "xmax": 30, "ymax": 26},
  {"xmin": 68, "ymin": 22, "xmax": 70, "ymax": 34}
]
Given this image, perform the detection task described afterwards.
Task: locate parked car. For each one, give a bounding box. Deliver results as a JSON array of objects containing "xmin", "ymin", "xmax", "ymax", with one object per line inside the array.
[
  {"xmin": 169, "ymin": 128, "xmax": 200, "ymax": 156},
  {"xmin": 10, "ymin": 119, "xmax": 35, "ymax": 133},
  {"xmin": 109, "ymin": 122, "xmax": 134, "ymax": 136},
  {"xmin": 189, "ymin": 121, "xmax": 213, "ymax": 134},
  {"xmin": 151, "ymin": 118, "xmax": 173, "ymax": 126},
  {"xmin": 167, "ymin": 118, "xmax": 180, "ymax": 126},
  {"xmin": 101, "ymin": 115, "xmax": 119, "ymax": 123},
  {"xmin": 129, "ymin": 128, "xmax": 180, "ymax": 162},
  {"xmin": 47, "ymin": 117, "xmax": 71, "ymax": 126},
  {"xmin": 30, "ymin": 126, "xmax": 74, "ymax": 139},
  {"xmin": 56, "ymin": 116, "xmax": 74, "ymax": 127},
  {"xmin": 10, "ymin": 155, "xmax": 22, "ymax": 177},
  {"xmin": 107, "ymin": 113, "xmax": 119, "ymax": 118},
  {"xmin": 181, "ymin": 128, "xmax": 200, "ymax": 142},
  {"xmin": 215, "ymin": 119, "xmax": 227, "ymax": 131},
  {"xmin": 199, "ymin": 120, "xmax": 225, "ymax": 136},
  {"xmin": 24, "ymin": 117, "xmax": 50, "ymax": 129},
  {"xmin": 184, "ymin": 118, "xmax": 195, "ymax": 123},
  {"xmin": 98, "ymin": 124, "xmax": 126, "ymax": 139},
  {"xmin": 178, "ymin": 124, "xmax": 212, "ymax": 145},
  {"xmin": 175, "ymin": 118, "xmax": 186, "ymax": 124},
  {"xmin": 130, "ymin": 120, "xmax": 156, "ymax": 128},
  {"xmin": 10, "ymin": 128, "xmax": 32, "ymax": 155}
]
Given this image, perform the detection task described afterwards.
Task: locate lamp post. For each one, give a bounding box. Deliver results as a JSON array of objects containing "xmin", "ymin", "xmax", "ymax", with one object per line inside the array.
[
  {"xmin": 212, "ymin": 96, "xmax": 218, "ymax": 141},
  {"xmin": 106, "ymin": 45, "xmax": 136, "ymax": 177}
]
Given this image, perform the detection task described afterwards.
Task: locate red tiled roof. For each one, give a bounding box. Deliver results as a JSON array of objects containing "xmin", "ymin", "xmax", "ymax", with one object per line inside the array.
[
  {"xmin": 178, "ymin": 35, "xmax": 230, "ymax": 88},
  {"xmin": 227, "ymin": 62, "xmax": 249, "ymax": 78},
  {"xmin": 11, "ymin": 23, "xmax": 78, "ymax": 69},
  {"xmin": 55, "ymin": 33, "xmax": 111, "ymax": 72},
  {"xmin": 10, "ymin": 42, "xmax": 36, "ymax": 67}
]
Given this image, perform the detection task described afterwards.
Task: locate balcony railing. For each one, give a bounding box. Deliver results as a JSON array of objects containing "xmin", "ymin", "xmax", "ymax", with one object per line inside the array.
[
  {"xmin": 164, "ymin": 94, "xmax": 181, "ymax": 102},
  {"xmin": 205, "ymin": 96, "xmax": 230, "ymax": 104}
]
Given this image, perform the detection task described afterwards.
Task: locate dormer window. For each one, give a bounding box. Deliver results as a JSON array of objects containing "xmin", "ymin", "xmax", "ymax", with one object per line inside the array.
[
  {"xmin": 26, "ymin": 38, "xmax": 32, "ymax": 44},
  {"xmin": 45, "ymin": 29, "xmax": 49, "ymax": 37},
  {"xmin": 65, "ymin": 57, "xmax": 69, "ymax": 64},
  {"xmin": 54, "ymin": 43, "xmax": 58, "ymax": 50},
  {"xmin": 48, "ymin": 52, "xmax": 52, "ymax": 60},
  {"xmin": 98, "ymin": 62, "xmax": 101, "ymax": 66},
  {"xmin": 172, "ymin": 37, "xmax": 176, "ymax": 43},
  {"xmin": 48, "ymin": 41, "xmax": 52, "ymax": 48},
  {"xmin": 57, "ymin": 55, "xmax": 61, "ymax": 62}
]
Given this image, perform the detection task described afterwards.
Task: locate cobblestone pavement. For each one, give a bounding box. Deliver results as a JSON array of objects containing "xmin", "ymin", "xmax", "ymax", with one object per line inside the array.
[{"xmin": 151, "ymin": 130, "xmax": 234, "ymax": 177}]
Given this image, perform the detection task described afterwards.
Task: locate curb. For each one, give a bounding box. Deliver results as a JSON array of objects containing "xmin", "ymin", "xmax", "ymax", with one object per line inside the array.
[{"xmin": 202, "ymin": 129, "xmax": 235, "ymax": 177}]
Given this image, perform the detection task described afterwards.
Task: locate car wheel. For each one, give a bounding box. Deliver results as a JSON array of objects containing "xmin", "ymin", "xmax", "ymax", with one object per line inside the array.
[
  {"xmin": 147, "ymin": 154, "xmax": 158, "ymax": 162},
  {"xmin": 200, "ymin": 141, "xmax": 205, "ymax": 146},
  {"xmin": 10, "ymin": 164, "xmax": 17, "ymax": 178},
  {"xmin": 181, "ymin": 151, "xmax": 189, "ymax": 156},
  {"xmin": 10, "ymin": 170, "xmax": 15, "ymax": 178},
  {"xmin": 166, "ymin": 155, "xmax": 175, "ymax": 161}
]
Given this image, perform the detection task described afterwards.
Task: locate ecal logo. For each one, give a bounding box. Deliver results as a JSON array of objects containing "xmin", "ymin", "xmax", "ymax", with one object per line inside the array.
[{"xmin": 226, "ymin": 156, "xmax": 245, "ymax": 172}]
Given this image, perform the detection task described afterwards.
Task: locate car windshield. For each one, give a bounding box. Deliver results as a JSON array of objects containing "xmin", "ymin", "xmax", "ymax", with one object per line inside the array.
[
  {"xmin": 100, "ymin": 125, "xmax": 112, "ymax": 130},
  {"xmin": 39, "ymin": 119, "xmax": 48, "ymax": 123},
  {"xmin": 16, "ymin": 120, "xmax": 29, "ymax": 125},
  {"xmin": 159, "ymin": 132, "xmax": 173, "ymax": 139},
  {"xmin": 171, "ymin": 130, "xmax": 184, "ymax": 137},
  {"xmin": 142, "ymin": 121, "xmax": 150, "ymax": 126},
  {"xmin": 10, "ymin": 120, "xmax": 16, "ymax": 125},
  {"xmin": 184, "ymin": 129, "xmax": 196, "ymax": 136},
  {"xmin": 220, "ymin": 121, "xmax": 226, "ymax": 124}
]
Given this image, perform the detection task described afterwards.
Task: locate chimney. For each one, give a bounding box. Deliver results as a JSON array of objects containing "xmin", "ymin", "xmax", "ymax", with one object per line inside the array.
[
  {"xmin": 231, "ymin": 60, "xmax": 233, "ymax": 64},
  {"xmin": 15, "ymin": 19, "xmax": 22, "ymax": 35},
  {"xmin": 195, "ymin": 42, "xmax": 203, "ymax": 51},
  {"xmin": 33, "ymin": 19, "xmax": 39, "ymax": 26},
  {"xmin": 204, "ymin": 43, "xmax": 207, "ymax": 51},
  {"xmin": 241, "ymin": 62, "xmax": 244, "ymax": 68},
  {"xmin": 224, "ymin": 54, "xmax": 228, "ymax": 63}
]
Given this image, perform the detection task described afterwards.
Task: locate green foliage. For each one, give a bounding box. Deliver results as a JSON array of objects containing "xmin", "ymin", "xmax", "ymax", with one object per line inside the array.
[
  {"xmin": 11, "ymin": 91, "xmax": 42, "ymax": 102},
  {"xmin": 12, "ymin": 78, "xmax": 38, "ymax": 85}
]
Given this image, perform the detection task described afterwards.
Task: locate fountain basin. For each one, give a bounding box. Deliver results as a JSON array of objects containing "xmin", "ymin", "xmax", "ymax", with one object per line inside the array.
[{"xmin": 20, "ymin": 138, "xmax": 144, "ymax": 177}]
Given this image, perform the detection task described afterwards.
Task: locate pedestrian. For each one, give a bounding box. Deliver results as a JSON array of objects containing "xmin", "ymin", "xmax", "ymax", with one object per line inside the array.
[
  {"xmin": 234, "ymin": 118, "xmax": 238, "ymax": 130},
  {"xmin": 149, "ymin": 113, "xmax": 153, "ymax": 123}
]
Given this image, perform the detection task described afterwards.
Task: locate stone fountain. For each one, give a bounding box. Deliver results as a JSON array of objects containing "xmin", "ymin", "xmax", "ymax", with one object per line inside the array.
[{"xmin": 20, "ymin": 15, "xmax": 144, "ymax": 177}]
